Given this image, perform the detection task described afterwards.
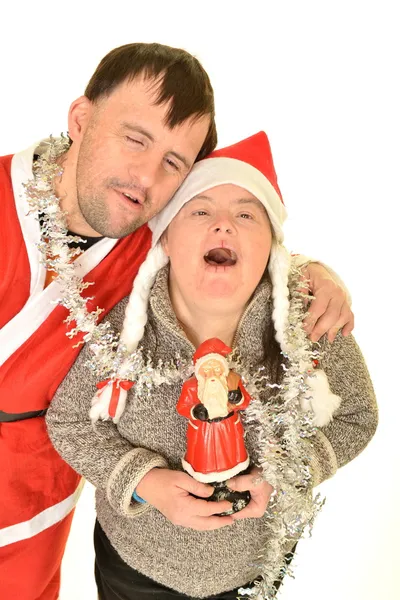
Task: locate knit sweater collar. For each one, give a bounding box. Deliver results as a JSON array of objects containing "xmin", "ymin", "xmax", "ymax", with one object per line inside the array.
[{"xmin": 148, "ymin": 265, "xmax": 274, "ymax": 364}]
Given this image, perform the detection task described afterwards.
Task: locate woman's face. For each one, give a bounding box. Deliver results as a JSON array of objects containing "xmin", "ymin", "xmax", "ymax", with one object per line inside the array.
[{"xmin": 162, "ymin": 184, "xmax": 272, "ymax": 312}]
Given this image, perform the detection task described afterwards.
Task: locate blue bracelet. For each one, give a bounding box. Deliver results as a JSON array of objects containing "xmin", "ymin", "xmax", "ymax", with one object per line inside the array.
[{"xmin": 132, "ymin": 489, "xmax": 147, "ymax": 504}]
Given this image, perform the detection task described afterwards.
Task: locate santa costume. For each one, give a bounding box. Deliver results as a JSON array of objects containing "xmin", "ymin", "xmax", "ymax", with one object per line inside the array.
[{"xmin": 0, "ymin": 141, "xmax": 151, "ymax": 600}]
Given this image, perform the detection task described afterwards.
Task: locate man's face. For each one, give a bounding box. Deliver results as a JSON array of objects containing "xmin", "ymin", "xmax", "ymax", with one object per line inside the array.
[{"xmin": 71, "ymin": 76, "xmax": 210, "ymax": 238}]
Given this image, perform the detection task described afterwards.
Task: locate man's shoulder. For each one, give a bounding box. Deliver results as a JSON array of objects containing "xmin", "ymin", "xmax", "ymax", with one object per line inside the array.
[{"xmin": 0, "ymin": 154, "xmax": 14, "ymax": 181}]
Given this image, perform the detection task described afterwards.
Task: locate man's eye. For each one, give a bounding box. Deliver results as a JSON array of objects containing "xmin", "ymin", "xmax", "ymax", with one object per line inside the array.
[
  {"xmin": 126, "ymin": 136, "xmax": 144, "ymax": 146},
  {"xmin": 165, "ymin": 158, "xmax": 179, "ymax": 171},
  {"xmin": 239, "ymin": 213, "xmax": 253, "ymax": 219},
  {"xmin": 193, "ymin": 210, "xmax": 208, "ymax": 216}
]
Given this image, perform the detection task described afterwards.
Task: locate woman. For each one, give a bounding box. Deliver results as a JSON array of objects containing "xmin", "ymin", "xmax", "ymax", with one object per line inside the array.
[{"xmin": 47, "ymin": 132, "xmax": 377, "ymax": 600}]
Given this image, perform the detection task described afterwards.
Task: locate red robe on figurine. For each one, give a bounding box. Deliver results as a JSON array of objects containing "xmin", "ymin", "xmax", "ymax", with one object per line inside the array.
[
  {"xmin": 177, "ymin": 338, "xmax": 251, "ymax": 483},
  {"xmin": 0, "ymin": 145, "xmax": 152, "ymax": 600}
]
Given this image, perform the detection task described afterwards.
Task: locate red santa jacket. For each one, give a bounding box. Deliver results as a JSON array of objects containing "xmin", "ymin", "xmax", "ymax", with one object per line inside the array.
[
  {"xmin": 0, "ymin": 145, "xmax": 151, "ymax": 546},
  {"xmin": 177, "ymin": 376, "xmax": 251, "ymax": 483}
]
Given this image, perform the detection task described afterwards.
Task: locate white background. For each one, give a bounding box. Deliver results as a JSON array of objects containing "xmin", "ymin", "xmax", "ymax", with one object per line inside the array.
[{"xmin": 1, "ymin": 1, "xmax": 399, "ymax": 599}]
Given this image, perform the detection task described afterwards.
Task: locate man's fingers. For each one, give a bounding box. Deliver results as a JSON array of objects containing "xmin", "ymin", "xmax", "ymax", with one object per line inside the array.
[
  {"xmin": 309, "ymin": 299, "xmax": 344, "ymax": 342},
  {"xmin": 341, "ymin": 315, "xmax": 355, "ymax": 337},
  {"xmin": 303, "ymin": 295, "xmax": 330, "ymax": 335}
]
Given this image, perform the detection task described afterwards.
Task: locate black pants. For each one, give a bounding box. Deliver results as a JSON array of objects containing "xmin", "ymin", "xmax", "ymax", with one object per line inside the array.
[{"xmin": 94, "ymin": 520, "xmax": 289, "ymax": 600}]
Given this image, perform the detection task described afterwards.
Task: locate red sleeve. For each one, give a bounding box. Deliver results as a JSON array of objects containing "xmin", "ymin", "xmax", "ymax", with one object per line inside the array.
[{"xmin": 176, "ymin": 378, "xmax": 200, "ymax": 419}]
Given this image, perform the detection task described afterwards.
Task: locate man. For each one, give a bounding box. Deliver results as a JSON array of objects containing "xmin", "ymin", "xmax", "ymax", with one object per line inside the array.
[{"xmin": 0, "ymin": 43, "xmax": 353, "ymax": 600}]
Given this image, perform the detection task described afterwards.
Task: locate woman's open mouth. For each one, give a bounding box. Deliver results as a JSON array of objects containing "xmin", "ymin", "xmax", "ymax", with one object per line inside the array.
[{"xmin": 204, "ymin": 248, "xmax": 238, "ymax": 267}]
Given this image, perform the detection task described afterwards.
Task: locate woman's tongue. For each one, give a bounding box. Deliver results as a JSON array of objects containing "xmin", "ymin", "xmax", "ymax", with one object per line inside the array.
[{"xmin": 204, "ymin": 248, "xmax": 237, "ymax": 266}]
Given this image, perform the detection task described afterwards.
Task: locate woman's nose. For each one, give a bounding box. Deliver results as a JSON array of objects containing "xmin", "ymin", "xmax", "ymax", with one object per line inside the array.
[
  {"xmin": 214, "ymin": 225, "xmax": 233, "ymax": 234},
  {"xmin": 212, "ymin": 214, "xmax": 235, "ymax": 234}
]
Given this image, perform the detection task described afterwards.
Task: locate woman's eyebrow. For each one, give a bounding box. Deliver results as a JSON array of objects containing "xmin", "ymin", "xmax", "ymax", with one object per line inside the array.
[
  {"xmin": 190, "ymin": 194, "xmax": 214, "ymax": 202},
  {"xmin": 235, "ymin": 197, "xmax": 262, "ymax": 207}
]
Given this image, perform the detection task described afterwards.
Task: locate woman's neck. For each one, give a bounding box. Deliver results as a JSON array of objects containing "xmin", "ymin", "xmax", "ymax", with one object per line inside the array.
[{"xmin": 169, "ymin": 284, "xmax": 244, "ymax": 348}]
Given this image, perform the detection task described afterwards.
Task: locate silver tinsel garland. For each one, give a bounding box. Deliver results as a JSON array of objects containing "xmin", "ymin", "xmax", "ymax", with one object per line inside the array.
[{"xmin": 25, "ymin": 137, "xmax": 325, "ymax": 599}]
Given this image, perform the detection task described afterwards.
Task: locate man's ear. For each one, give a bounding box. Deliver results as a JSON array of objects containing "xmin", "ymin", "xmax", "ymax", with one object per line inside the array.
[
  {"xmin": 68, "ymin": 96, "xmax": 93, "ymax": 142},
  {"xmin": 160, "ymin": 230, "xmax": 169, "ymax": 256}
]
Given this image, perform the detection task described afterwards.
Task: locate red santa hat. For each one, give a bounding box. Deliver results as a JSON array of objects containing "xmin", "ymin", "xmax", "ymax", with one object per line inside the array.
[
  {"xmin": 193, "ymin": 338, "xmax": 231, "ymax": 378},
  {"xmin": 90, "ymin": 132, "xmax": 341, "ymax": 428}
]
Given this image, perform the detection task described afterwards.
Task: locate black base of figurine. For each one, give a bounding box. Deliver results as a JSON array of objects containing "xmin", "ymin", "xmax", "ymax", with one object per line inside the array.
[{"xmin": 206, "ymin": 481, "xmax": 251, "ymax": 515}]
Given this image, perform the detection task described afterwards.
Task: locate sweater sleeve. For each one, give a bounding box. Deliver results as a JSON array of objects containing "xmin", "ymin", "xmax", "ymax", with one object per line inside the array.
[
  {"xmin": 306, "ymin": 332, "xmax": 378, "ymax": 486},
  {"xmin": 46, "ymin": 303, "xmax": 168, "ymax": 518}
]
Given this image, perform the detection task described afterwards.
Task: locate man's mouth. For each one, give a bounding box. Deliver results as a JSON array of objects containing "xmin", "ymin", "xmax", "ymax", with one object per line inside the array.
[
  {"xmin": 120, "ymin": 191, "xmax": 142, "ymax": 205},
  {"xmin": 204, "ymin": 248, "xmax": 238, "ymax": 267}
]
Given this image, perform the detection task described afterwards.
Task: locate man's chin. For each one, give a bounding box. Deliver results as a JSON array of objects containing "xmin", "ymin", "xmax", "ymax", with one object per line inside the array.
[{"xmin": 89, "ymin": 219, "xmax": 145, "ymax": 239}]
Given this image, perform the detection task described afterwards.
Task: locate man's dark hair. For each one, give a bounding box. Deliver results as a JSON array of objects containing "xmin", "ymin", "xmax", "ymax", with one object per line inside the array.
[{"xmin": 85, "ymin": 43, "xmax": 217, "ymax": 161}]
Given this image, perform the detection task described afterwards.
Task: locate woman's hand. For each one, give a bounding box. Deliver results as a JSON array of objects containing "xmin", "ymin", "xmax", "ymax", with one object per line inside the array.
[
  {"xmin": 135, "ymin": 468, "xmax": 234, "ymax": 530},
  {"xmin": 226, "ymin": 467, "xmax": 273, "ymax": 520},
  {"xmin": 301, "ymin": 262, "xmax": 354, "ymax": 342}
]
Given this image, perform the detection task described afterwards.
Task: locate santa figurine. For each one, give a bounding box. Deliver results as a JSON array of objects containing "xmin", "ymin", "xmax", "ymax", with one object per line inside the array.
[{"xmin": 177, "ymin": 338, "xmax": 252, "ymax": 514}]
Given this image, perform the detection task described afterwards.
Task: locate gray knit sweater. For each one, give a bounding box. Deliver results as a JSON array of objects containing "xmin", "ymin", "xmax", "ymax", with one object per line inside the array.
[{"xmin": 46, "ymin": 267, "xmax": 378, "ymax": 598}]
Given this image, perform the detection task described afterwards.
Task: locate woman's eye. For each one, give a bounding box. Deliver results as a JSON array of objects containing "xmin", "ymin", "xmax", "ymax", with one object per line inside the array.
[
  {"xmin": 239, "ymin": 213, "xmax": 253, "ymax": 219},
  {"xmin": 193, "ymin": 210, "xmax": 208, "ymax": 216}
]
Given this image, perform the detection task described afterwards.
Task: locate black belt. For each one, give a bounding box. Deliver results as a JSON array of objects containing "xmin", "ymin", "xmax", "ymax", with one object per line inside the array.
[{"xmin": 0, "ymin": 409, "xmax": 48, "ymax": 423}]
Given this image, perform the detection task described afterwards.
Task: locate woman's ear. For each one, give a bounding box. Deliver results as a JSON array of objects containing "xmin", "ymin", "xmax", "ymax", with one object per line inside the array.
[{"xmin": 160, "ymin": 230, "xmax": 170, "ymax": 257}]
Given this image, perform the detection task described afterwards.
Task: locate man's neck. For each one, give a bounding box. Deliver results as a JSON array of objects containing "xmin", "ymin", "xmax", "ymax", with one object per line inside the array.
[
  {"xmin": 53, "ymin": 150, "xmax": 103, "ymax": 238},
  {"xmin": 169, "ymin": 285, "xmax": 243, "ymax": 348}
]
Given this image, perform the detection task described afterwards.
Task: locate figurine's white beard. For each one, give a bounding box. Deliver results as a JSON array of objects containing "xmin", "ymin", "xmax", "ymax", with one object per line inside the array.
[{"xmin": 198, "ymin": 376, "xmax": 229, "ymax": 419}]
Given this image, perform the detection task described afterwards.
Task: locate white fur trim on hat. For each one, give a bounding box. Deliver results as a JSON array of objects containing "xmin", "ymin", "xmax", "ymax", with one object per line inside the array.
[
  {"xmin": 149, "ymin": 157, "xmax": 287, "ymax": 247},
  {"xmin": 194, "ymin": 353, "xmax": 230, "ymax": 378},
  {"xmin": 267, "ymin": 243, "xmax": 291, "ymax": 351},
  {"xmin": 120, "ymin": 244, "xmax": 169, "ymax": 353}
]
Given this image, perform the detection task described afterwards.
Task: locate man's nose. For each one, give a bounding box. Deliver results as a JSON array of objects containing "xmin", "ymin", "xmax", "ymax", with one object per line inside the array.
[{"xmin": 130, "ymin": 154, "xmax": 160, "ymax": 188}]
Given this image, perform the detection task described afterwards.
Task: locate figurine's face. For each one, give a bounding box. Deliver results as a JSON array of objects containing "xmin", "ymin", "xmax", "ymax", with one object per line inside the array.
[
  {"xmin": 162, "ymin": 184, "xmax": 272, "ymax": 312},
  {"xmin": 198, "ymin": 358, "xmax": 225, "ymax": 380}
]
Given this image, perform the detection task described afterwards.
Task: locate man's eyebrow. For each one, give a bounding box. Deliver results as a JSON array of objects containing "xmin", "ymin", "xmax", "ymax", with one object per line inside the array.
[
  {"xmin": 168, "ymin": 151, "xmax": 191, "ymax": 171},
  {"xmin": 121, "ymin": 122, "xmax": 191, "ymax": 170},
  {"xmin": 121, "ymin": 122, "xmax": 155, "ymax": 142}
]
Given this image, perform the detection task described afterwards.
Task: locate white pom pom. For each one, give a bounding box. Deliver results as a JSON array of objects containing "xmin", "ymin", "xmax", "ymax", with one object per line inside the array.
[{"xmin": 304, "ymin": 369, "xmax": 342, "ymax": 427}]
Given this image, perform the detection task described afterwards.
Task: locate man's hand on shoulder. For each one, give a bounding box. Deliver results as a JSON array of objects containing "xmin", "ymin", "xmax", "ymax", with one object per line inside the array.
[{"xmin": 301, "ymin": 262, "xmax": 354, "ymax": 343}]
